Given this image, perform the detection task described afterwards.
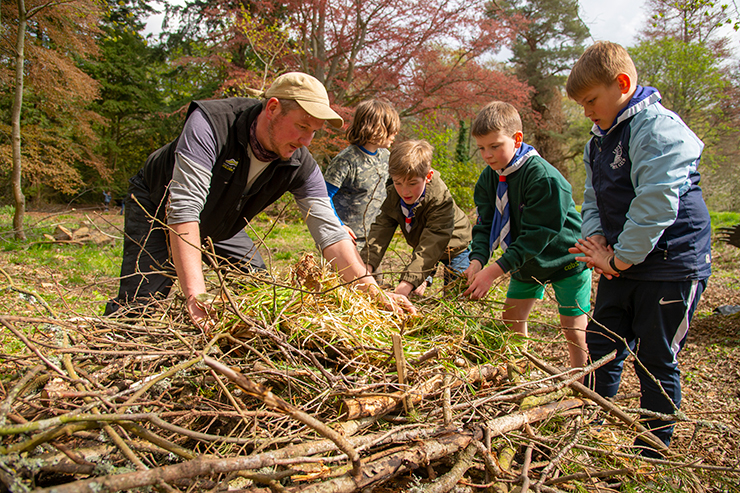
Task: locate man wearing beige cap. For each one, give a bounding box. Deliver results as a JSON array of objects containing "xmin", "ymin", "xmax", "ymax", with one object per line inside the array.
[{"xmin": 106, "ymin": 72, "xmax": 415, "ymax": 324}]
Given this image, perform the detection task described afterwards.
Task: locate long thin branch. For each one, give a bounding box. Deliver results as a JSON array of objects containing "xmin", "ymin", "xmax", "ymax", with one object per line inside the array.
[
  {"xmin": 421, "ymin": 442, "xmax": 478, "ymax": 493},
  {"xmin": 0, "ymin": 266, "xmax": 55, "ymax": 317},
  {"xmin": 30, "ymin": 430, "xmax": 473, "ymax": 493},
  {"xmin": 523, "ymin": 350, "xmax": 669, "ymax": 453},
  {"xmin": 203, "ymin": 355, "xmax": 363, "ymax": 482},
  {"xmin": 62, "ymin": 335, "xmax": 148, "ymax": 476},
  {"xmin": 0, "ymin": 316, "xmax": 67, "ymax": 378},
  {"xmin": 535, "ymin": 423, "xmax": 581, "ymax": 491},
  {"xmin": 520, "ymin": 442, "xmax": 534, "ymax": 492}
]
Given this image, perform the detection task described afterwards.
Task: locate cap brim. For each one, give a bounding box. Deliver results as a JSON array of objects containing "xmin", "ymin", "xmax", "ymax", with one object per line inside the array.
[{"xmin": 296, "ymin": 100, "xmax": 344, "ymax": 128}]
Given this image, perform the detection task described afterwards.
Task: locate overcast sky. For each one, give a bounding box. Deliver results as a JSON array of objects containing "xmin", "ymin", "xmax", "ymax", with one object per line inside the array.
[
  {"xmin": 580, "ymin": 0, "xmax": 648, "ymax": 47},
  {"xmin": 144, "ymin": 0, "xmax": 650, "ymax": 47}
]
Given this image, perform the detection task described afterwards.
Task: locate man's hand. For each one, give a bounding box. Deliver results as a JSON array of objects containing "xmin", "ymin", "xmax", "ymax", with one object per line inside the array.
[
  {"xmin": 382, "ymin": 291, "xmax": 418, "ymax": 316},
  {"xmin": 186, "ymin": 294, "xmax": 217, "ymax": 333},
  {"xmin": 170, "ymin": 222, "xmax": 219, "ymax": 330},
  {"xmin": 366, "ymin": 284, "xmax": 417, "ymax": 315},
  {"xmin": 322, "ymin": 239, "xmax": 416, "ymax": 315},
  {"xmin": 464, "ymin": 262, "xmax": 504, "ymax": 300}
]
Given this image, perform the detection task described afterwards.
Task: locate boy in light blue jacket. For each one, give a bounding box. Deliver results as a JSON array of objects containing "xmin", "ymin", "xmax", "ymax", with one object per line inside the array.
[{"xmin": 567, "ymin": 41, "xmax": 712, "ymax": 456}]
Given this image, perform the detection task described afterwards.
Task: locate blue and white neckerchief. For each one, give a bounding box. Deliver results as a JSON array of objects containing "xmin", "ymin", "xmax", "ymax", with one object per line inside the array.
[
  {"xmin": 489, "ymin": 143, "xmax": 539, "ymax": 252},
  {"xmin": 400, "ymin": 189, "xmax": 426, "ymax": 233}
]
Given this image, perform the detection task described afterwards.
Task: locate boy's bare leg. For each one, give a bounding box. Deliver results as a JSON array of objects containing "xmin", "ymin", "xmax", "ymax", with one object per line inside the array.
[
  {"xmin": 560, "ymin": 313, "xmax": 588, "ymax": 370},
  {"xmin": 502, "ymin": 298, "xmax": 537, "ymax": 337}
]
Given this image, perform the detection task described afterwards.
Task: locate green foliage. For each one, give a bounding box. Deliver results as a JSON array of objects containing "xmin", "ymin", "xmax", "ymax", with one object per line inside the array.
[
  {"xmin": 0, "ymin": 209, "xmax": 121, "ymax": 322},
  {"xmin": 491, "ymin": 0, "xmax": 589, "ymax": 87},
  {"xmin": 633, "ymin": 0, "xmax": 740, "ymax": 212},
  {"xmin": 19, "ymin": 243, "xmax": 121, "ymax": 283},
  {"xmin": 630, "ymin": 38, "xmax": 727, "ymax": 133},
  {"xmin": 709, "ymin": 211, "xmax": 740, "ymax": 230},
  {"xmin": 455, "ymin": 120, "xmax": 471, "ymax": 165},
  {"xmin": 560, "ymin": 96, "xmax": 595, "ymax": 202},
  {"xmin": 158, "ymin": 33, "xmax": 225, "ymax": 104},
  {"xmin": 465, "ymin": 317, "xmax": 514, "ymax": 354},
  {"xmin": 78, "ymin": 0, "xmax": 194, "ymax": 195},
  {"xmin": 249, "ymin": 204, "xmax": 319, "ymax": 266},
  {"xmin": 645, "ymin": 0, "xmax": 739, "ymax": 43},
  {"xmin": 410, "ymin": 115, "xmax": 482, "ymax": 212},
  {"xmin": 0, "ymin": 210, "xmax": 122, "ymax": 284},
  {"xmin": 163, "ymin": 0, "xmax": 278, "ymax": 100},
  {"xmin": 222, "ymin": 4, "xmax": 295, "ymax": 96}
]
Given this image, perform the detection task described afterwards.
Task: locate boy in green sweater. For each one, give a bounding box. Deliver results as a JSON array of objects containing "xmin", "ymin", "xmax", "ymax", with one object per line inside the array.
[{"xmin": 464, "ymin": 101, "xmax": 590, "ymax": 369}]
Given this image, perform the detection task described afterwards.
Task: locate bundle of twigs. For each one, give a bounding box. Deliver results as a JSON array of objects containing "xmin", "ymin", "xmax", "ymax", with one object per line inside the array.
[{"xmin": 0, "ymin": 254, "xmax": 737, "ymax": 492}]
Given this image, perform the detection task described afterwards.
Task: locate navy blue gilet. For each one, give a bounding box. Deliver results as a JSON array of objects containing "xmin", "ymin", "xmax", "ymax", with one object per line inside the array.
[{"xmin": 589, "ymin": 118, "xmax": 712, "ymax": 281}]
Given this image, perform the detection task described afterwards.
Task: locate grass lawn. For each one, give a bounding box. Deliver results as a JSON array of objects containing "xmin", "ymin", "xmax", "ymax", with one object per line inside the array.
[{"xmin": 0, "ymin": 203, "xmax": 738, "ymax": 321}]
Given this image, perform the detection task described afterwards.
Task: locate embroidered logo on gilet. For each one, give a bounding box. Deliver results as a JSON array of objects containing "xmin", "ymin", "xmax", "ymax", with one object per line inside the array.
[
  {"xmin": 610, "ymin": 143, "xmax": 626, "ymax": 170},
  {"xmin": 222, "ymin": 159, "xmax": 238, "ymax": 172}
]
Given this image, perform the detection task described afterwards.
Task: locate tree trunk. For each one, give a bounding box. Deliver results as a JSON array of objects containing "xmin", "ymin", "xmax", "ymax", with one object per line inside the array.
[{"xmin": 11, "ymin": 0, "xmax": 27, "ymax": 240}]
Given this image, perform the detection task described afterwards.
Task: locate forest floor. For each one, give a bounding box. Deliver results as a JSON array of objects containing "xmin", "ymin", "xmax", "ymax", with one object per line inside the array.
[
  {"xmin": 516, "ymin": 252, "xmax": 740, "ymax": 473},
  {"xmin": 2, "ymin": 208, "xmax": 739, "ymax": 489}
]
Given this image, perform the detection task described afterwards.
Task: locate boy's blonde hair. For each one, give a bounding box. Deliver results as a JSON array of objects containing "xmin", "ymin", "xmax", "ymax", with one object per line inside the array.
[
  {"xmin": 471, "ymin": 101, "xmax": 522, "ymax": 137},
  {"xmin": 388, "ymin": 140, "xmax": 432, "ymax": 178},
  {"xmin": 566, "ymin": 41, "xmax": 638, "ymax": 99},
  {"xmin": 346, "ymin": 99, "xmax": 401, "ymax": 146}
]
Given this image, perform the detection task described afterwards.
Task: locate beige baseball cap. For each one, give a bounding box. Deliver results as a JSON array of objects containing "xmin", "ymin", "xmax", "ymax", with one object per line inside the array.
[{"xmin": 264, "ymin": 72, "xmax": 344, "ymax": 128}]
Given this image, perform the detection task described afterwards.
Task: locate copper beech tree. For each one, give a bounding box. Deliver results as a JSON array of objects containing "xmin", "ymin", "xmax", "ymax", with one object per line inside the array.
[
  {"xmin": 173, "ymin": 0, "xmax": 531, "ymax": 145},
  {"xmin": 1, "ymin": 0, "xmax": 104, "ymax": 239}
]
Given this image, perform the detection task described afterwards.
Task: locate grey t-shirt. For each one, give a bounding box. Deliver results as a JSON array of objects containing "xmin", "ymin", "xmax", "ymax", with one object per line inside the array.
[
  {"xmin": 167, "ymin": 108, "xmax": 348, "ymax": 251},
  {"xmin": 324, "ymin": 144, "xmax": 389, "ymax": 239}
]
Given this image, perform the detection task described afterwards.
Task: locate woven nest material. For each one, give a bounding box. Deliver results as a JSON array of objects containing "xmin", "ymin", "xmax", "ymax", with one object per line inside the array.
[{"xmin": 0, "ymin": 254, "xmax": 735, "ymax": 492}]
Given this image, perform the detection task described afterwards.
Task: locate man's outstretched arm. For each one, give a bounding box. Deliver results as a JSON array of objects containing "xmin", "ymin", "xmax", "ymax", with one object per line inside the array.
[
  {"xmin": 322, "ymin": 238, "xmax": 416, "ymax": 315},
  {"xmin": 169, "ymin": 221, "xmax": 211, "ymax": 325}
]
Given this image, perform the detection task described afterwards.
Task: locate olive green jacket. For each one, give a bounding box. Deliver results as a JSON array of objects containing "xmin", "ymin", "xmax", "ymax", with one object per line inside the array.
[{"xmin": 360, "ymin": 171, "xmax": 472, "ymax": 288}]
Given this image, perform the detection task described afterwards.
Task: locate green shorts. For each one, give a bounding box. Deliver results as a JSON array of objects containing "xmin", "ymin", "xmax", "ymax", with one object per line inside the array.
[{"xmin": 507, "ymin": 268, "xmax": 592, "ymax": 316}]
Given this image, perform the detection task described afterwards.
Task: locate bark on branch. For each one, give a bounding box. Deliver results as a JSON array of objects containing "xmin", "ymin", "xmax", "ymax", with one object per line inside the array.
[{"xmin": 203, "ymin": 355, "xmax": 363, "ymax": 482}]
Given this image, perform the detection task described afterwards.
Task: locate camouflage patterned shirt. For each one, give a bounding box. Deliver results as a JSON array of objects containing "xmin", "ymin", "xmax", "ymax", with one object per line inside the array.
[{"xmin": 324, "ymin": 145, "xmax": 389, "ymax": 240}]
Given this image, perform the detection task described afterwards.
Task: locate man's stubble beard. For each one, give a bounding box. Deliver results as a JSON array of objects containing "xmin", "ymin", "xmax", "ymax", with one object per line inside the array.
[{"xmin": 266, "ymin": 112, "xmax": 292, "ymax": 160}]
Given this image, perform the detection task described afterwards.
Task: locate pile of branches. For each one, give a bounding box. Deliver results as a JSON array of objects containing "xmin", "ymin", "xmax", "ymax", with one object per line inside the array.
[
  {"xmin": 0, "ymin": 254, "xmax": 736, "ymax": 492},
  {"xmin": 44, "ymin": 222, "xmax": 115, "ymax": 247}
]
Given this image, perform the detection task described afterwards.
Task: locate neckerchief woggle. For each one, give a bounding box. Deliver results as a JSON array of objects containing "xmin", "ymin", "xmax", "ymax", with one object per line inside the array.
[
  {"xmin": 489, "ymin": 143, "xmax": 538, "ymax": 252},
  {"xmin": 400, "ymin": 188, "xmax": 426, "ymax": 233}
]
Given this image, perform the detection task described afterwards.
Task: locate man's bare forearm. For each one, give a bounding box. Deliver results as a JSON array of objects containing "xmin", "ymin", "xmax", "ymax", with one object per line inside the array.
[
  {"xmin": 322, "ymin": 239, "xmax": 379, "ymax": 291},
  {"xmin": 169, "ymin": 221, "xmax": 206, "ymax": 299}
]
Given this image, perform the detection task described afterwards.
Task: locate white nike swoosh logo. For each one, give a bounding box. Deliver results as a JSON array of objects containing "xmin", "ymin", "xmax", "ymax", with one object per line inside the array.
[{"xmin": 658, "ymin": 298, "xmax": 684, "ymax": 305}]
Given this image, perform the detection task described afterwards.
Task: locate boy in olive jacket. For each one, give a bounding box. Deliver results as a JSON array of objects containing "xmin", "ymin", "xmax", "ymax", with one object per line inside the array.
[
  {"xmin": 360, "ymin": 140, "xmax": 472, "ymax": 297},
  {"xmin": 464, "ymin": 101, "xmax": 591, "ymax": 369}
]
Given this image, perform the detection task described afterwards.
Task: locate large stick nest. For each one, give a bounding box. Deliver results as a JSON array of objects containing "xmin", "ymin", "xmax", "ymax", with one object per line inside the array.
[{"xmin": 0, "ymin": 254, "xmax": 737, "ymax": 492}]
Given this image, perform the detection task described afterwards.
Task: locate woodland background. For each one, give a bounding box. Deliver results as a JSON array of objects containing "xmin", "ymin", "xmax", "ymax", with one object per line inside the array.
[
  {"xmin": 1, "ymin": 0, "xmax": 739, "ymax": 236},
  {"xmin": 1, "ymin": 2, "xmax": 740, "ymax": 490}
]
